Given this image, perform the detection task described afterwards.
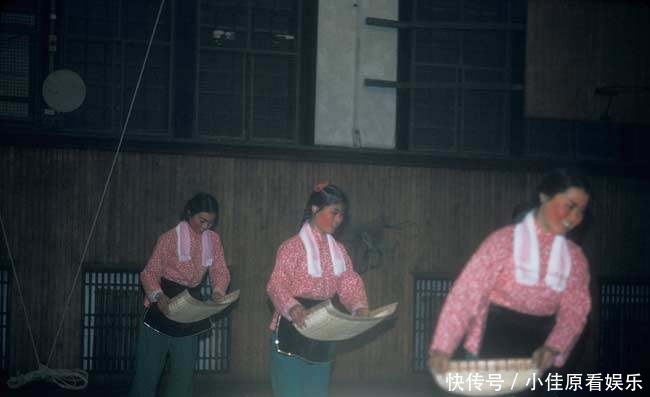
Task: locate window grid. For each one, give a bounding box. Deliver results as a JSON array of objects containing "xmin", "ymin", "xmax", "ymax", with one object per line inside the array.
[
  {"xmin": 81, "ymin": 271, "xmax": 142, "ymax": 372},
  {"xmin": 81, "ymin": 270, "xmax": 231, "ymax": 373},
  {"xmin": 63, "ymin": 0, "xmax": 172, "ymax": 136},
  {"xmin": 599, "ymin": 281, "xmax": 650, "ymax": 373},
  {"xmin": 406, "ymin": 0, "xmax": 526, "ymax": 155},
  {"xmin": 0, "ymin": 8, "xmax": 36, "ymax": 120},
  {"xmin": 412, "ymin": 278, "xmax": 452, "ymax": 372},
  {"xmin": 197, "ymin": 0, "xmax": 301, "ymax": 142}
]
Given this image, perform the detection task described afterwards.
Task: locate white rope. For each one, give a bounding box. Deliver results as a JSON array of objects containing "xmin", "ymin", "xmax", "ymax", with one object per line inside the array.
[
  {"xmin": 46, "ymin": 0, "xmax": 166, "ymax": 367},
  {"xmin": 0, "ymin": 212, "xmax": 41, "ymax": 364},
  {"xmin": 3, "ymin": 216, "xmax": 89, "ymax": 391},
  {"xmin": 2, "ymin": 0, "xmax": 166, "ymax": 389},
  {"xmin": 7, "ymin": 364, "xmax": 88, "ymax": 390}
]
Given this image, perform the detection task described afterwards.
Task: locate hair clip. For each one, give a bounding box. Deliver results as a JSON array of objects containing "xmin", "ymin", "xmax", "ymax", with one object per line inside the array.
[{"xmin": 314, "ymin": 181, "xmax": 329, "ymax": 192}]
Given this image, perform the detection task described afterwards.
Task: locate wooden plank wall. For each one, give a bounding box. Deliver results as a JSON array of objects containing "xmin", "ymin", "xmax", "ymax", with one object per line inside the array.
[{"xmin": 1, "ymin": 145, "xmax": 648, "ymax": 382}]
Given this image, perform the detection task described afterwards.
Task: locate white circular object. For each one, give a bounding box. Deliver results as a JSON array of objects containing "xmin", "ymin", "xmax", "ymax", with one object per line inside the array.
[
  {"xmin": 431, "ymin": 358, "xmax": 539, "ymax": 396},
  {"xmin": 42, "ymin": 69, "xmax": 86, "ymax": 112}
]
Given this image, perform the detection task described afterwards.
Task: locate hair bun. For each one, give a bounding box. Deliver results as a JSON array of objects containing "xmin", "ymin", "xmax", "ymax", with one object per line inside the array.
[{"xmin": 314, "ymin": 181, "xmax": 329, "ymax": 192}]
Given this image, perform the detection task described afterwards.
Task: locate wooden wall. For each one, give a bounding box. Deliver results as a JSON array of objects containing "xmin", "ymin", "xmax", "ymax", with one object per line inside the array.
[{"xmin": 1, "ymin": 145, "xmax": 648, "ymax": 382}]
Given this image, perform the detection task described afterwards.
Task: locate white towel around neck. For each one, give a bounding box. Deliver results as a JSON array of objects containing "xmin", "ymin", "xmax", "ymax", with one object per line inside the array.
[
  {"xmin": 176, "ymin": 221, "xmax": 214, "ymax": 267},
  {"xmin": 513, "ymin": 211, "xmax": 572, "ymax": 292},
  {"xmin": 299, "ymin": 222, "xmax": 346, "ymax": 277}
]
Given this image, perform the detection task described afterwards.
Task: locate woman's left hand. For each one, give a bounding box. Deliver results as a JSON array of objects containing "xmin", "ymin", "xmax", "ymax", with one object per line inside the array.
[
  {"xmin": 212, "ymin": 291, "xmax": 224, "ymax": 302},
  {"xmin": 354, "ymin": 308, "xmax": 369, "ymax": 317},
  {"xmin": 532, "ymin": 345, "xmax": 558, "ymax": 373}
]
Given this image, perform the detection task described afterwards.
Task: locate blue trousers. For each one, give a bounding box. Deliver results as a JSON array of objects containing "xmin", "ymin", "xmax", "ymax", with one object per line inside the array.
[
  {"xmin": 128, "ymin": 321, "xmax": 198, "ymax": 397},
  {"xmin": 269, "ymin": 335, "xmax": 332, "ymax": 397}
]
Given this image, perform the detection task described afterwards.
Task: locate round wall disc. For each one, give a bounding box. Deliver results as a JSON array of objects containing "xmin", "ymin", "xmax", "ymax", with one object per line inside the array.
[{"xmin": 42, "ymin": 69, "xmax": 86, "ymax": 113}]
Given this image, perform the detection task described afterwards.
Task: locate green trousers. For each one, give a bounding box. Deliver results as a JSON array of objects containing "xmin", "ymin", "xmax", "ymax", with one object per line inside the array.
[
  {"xmin": 128, "ymin": 321, "xmax": 198, "ymax": 397},
  {"xmin": 269, "ymin": 335, "xmax": 332, "ymax": 397}
]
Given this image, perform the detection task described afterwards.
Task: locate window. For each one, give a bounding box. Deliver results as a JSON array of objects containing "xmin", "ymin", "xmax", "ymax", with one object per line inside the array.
[
  {"xmin": 197, "ymin": 0, "xmax": 304, "ymax": 142},
  {"xmin": 0, "ymin": 0, "xmax": 315, "ymax": 145},
  {"xmin": 412, "ymin": 277, "xmax": 452, "ymax": 372},
  {"xmin": 62, "ymin": 0, "xmax": 173, "ymax": 136},
  {"xmin": 81, "ymin": 270, "xmax": 231, "ymax": 373},
  {"xmin": 599, "ymin": 281, "xmax": 650, "ymax": 373},
  {"xmin": 0, "ymin": 268, "xmax": 9, "ymax": 371},
  {"xmin": 398, "ymin": 0, "xmax": 526, "ymax": 155},
  {"xmin": 0, "ymin": 1, "xmax": 38, "ymax": 121},
  {"xmin": 81, "ymin": 271, "xmax": 142, "ymax": 372}
]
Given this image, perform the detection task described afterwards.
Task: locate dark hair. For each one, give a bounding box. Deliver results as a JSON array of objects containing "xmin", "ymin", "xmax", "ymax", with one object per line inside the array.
[
  {"xmin": 537, "ymin": 167, "xmax": 591, "ymax": 199},
  {"xmin": 181, "ymin": 192, "xmax": 219, "ymax": 227},
  {"xmin": 301, "ymin": 184, "xmax": 349, "ymax": 224},
  {"xmin": 512, "ymin": 167, "xmax": 592, "ymax": 223}
]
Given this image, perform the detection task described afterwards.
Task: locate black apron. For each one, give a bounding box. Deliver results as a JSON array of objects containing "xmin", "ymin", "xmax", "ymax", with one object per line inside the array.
[
  {"xmin": 274, "ymin": 297, "xmax": 335, "ymax": 363},
  {"xmin": 479, "ymin": 304, "xmax": 555, "ymax": 359}
]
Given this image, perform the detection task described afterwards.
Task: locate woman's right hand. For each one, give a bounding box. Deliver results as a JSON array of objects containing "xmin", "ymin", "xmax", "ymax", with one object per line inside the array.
[
  {"xmin": 157, "ymin": 294, "xmax": 170, "ymax": 315},
  {"xmin": 428, "ymin": 350, "xmax": 450, "ymax": 374},
  {"xmin": 289, "ymin": 304, "xmax": 307, "ymax": 328}
]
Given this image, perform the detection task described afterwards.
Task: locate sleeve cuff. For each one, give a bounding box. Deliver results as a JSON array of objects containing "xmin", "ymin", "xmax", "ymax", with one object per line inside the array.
[
  {"xmin": 148, "ymin": 289, "xmax": 162, "ymax": 302},
  {"xmin": 281, "ymin": 299, "xmax": 299, "ymax": 320}
]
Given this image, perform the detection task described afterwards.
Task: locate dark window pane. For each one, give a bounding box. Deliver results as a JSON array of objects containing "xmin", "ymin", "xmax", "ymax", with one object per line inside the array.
[
  {"xmin": 462, "ymin": 90, "xmax": 506, "ymax": 154},
  {"xmin": 0, "ymin": 5, "xmax": 35, "ymax": 121},
  {"xmin": 63, "ymin": 39, "xmax": 117, "ymax": 134},
  {"xmin": 0, "ymin": 33, "xmax": 30, "ymax": 119},
  {"xmin": 123, "ymin": 43, "xmax": 171, "ymax": 134},
  {"xmin": 251, "ymin": 0, "xmax": 298, "ymax": 51},
  {"xmin": 415, "ymin": 29, "xmax": 460, "ymax": 65},
  {"xmin": 198, "ymin": 51, "xmax": 245, "ymax": 137},
  {"xmin": 200, "ymin": 0, "xmax": 249, "ymax": 48},
  {"xmin": 463, "ymin": 31, "xmax": 506, "ymax": 70},
  {"xmin": 414, "ymin": 65, "xmax": 457, "ymax": 84},
  {"xmin": 249, "ymin": 55, "xmax": 296, "ymax": 140},
  {"xmin": 463, "ymin": 0, "xmax": 507, "ymax": 23},
  {"xmin": 415, "ymin": 0, "xmax": 460, "ymax": 23},
  {"xmin": 411, "ymin": 88, "xmax": 457, "ymax": 151},
  {"xmin": 122, "ymin": 0, "xmax": 171, "ymax": 42}
]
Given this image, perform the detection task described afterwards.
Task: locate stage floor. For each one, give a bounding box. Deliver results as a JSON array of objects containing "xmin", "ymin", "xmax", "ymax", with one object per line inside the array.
[{"xmin": 1, "ymin": 378, "xmax": 438, "ymax": 396}]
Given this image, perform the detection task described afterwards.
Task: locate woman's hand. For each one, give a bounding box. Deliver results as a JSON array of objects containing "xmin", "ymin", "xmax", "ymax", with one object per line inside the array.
[
  {"xmin": 532, "ymin": 345, "xmax": 558, "ymax": 373},
  {"xmin": 354, "ymin": 308, "xmax": 370, "ymax": 317},
  {"xmin": 156, "ymin": 294, "xmax": 170, "ymax": 315},
  {"xmin": 211, "ymin": 290, "xmax": 224, "ymax": 302},
  {"xmin": 428, "ymin": 350, "xmax": 450, "ymax": 374},
  {"xmin": 289, "ymin": 304, "xmax": 307, "ymax": 328}
]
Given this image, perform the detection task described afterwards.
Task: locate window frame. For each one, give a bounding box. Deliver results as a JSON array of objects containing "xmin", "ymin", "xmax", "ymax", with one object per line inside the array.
[
  {"xmin": 80, "ymin": 269, "xmax": 232, "ymax": 374},
  {"xmin": 395, "ymin": 0, "xmax": 527, "ymax": 156},
  {"xmin": 412, "ymin": 275, "xmax": 452, "ymax": 372},
  {"xmin": 0, "ymin": 1, "xmax": 42, "ymax": 123},
  {"xmin": 0, "ymin": 0, "xmax": 317, "ymax": 146},
  {"xmin": 597, "ymin": 278, "xmax": 650, "ymax": 373}
]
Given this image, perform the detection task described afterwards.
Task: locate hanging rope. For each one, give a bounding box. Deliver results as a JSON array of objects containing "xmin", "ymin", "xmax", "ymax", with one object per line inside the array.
[
  {"xmin": 0, "ymin": 213, "xmax": 41, "ymax": 365},
  {"xmin": 4, "ymin": 0, "xmax": 166, "ymax": 389}
]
